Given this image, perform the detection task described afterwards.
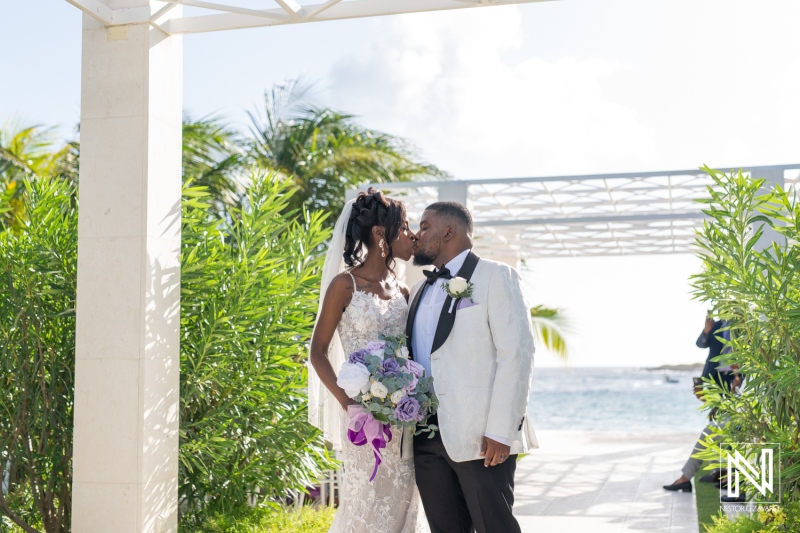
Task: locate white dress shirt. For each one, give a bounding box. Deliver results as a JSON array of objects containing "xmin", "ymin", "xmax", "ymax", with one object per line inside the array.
[{"xmin": 411, "ymin": 249, "xmax": 511, "ymax": 447}]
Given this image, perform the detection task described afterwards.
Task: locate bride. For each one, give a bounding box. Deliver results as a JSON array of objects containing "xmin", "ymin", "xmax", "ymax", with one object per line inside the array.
[{"xmin": 308, "ymin": 188, "xmax": 426, "ymax": 533}]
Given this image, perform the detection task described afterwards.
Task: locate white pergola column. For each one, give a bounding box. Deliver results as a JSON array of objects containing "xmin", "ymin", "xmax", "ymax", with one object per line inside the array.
[
  {"xmin": 72, "ymin": 3, "xmax": 183, "ymax": 532},
  {"xmin": 751, "ymin": 166, "xmax": 786, "ymax": 252}
]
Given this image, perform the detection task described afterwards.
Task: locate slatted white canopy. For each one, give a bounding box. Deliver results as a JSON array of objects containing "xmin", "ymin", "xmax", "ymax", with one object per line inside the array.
[{"xmin": 359, "ymin": 165, "xmax": 800, "ymax": 260}]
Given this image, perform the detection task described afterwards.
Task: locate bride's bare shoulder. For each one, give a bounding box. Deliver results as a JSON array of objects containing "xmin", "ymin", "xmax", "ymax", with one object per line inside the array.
[
  {"xmin": 330, "ymin": 272, "xmax": 356, "ymax": 291},
  {"xmin": 322, "ymin": 273, "xmax": 356, "ymax": 313}
]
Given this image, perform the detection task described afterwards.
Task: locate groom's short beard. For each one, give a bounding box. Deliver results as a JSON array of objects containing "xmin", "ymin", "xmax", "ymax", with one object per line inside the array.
[
  {"xmin": 413, "ymin": 238, "xmax": 441, "ymax": 267},
  {"xmin": 413, "ymin": 250, "xmax": 436, "ymax": 267}
]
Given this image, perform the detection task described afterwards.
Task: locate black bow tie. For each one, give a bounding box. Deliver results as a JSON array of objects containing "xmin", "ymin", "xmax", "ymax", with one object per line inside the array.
[{"xmin": 424, "ymin": 266, "xmax": 452, "ymax": 286}]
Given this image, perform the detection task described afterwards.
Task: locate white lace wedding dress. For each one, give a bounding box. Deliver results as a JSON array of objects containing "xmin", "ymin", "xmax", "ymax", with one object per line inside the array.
[{"xmin": 328, "ymin": 274, "xmax": 428, "ymax": 533}]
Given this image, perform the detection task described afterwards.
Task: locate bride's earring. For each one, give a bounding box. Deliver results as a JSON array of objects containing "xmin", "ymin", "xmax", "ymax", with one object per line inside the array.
[{"xmin": 379, "ymin": 239, "xmax": 386, "ymax": 258}]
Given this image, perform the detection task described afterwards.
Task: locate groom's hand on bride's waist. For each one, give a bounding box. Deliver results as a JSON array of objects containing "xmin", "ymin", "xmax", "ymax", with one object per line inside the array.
[{"xmin": 480, "ymin": 436, "xmax": 511, "ymax": 467}]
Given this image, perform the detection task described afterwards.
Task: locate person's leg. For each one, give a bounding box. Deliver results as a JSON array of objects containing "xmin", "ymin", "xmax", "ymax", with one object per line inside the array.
[
  {"xmin": 682, "ymin": 423, "xmax": 715, "ymax": 478},
  {"xmin": 414, "ymin": 429, "xmax": 472, "ymax": 533},
  {"xmin": 447, "ymin": 455, "xmax": 521, "ymax": 533},
  {"xmin": 665, "ymin": 423, "xmax": 716, "ymax": 490}
]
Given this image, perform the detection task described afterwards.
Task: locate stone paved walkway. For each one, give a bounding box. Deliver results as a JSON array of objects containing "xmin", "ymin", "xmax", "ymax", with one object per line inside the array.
[{"xmin": 514, "ymin": 431, "xmax": 700, "ymax": 533}]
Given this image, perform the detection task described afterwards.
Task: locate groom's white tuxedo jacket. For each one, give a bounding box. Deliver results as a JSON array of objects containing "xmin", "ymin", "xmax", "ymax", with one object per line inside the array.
[{"xmin": 407, "ymin": 253, "xmax": 538, "ymax": 462}]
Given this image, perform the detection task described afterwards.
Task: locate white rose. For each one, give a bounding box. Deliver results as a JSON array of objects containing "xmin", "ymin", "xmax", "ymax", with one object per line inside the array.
[
  {"xmin": 336, "ymin": 363, "xmax": 371, "ymax": 398},
  {"xmin": 397, "ymin": 346, "xmax": 409, "ymax": 359},
  {"xmin": 370, "ymin": 380, "xmax": 389, "ymax": 399},
  {"xmin": 448, "ymin": 277, "xmax": 469, "ymax": 294},
  {"xmin": 362, "ymin": 393, "xmax": 372, "ymax": 402},
  {"xmin": 390, "ymin": 389, "xmax": 406, "ymax": 405}
]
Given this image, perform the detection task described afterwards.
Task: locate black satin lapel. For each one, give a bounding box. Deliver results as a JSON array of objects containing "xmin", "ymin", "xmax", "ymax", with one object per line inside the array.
[
  {"xmin": 405, "ymin": 282, "xmax": 426, "ymax": 358},
  {"xmin": 430, "ymin": 251, "xmax": 480, "ymax": 354}
]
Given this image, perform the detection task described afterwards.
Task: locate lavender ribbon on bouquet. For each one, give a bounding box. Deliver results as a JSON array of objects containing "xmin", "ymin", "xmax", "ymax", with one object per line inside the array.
[{"xmin": 347, "ymin": 408, "xmax": 392, "ymax": 482}]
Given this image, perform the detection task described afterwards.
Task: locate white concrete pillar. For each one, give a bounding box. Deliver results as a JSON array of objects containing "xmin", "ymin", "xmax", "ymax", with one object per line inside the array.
[
  {"xmin": 72, "ymin": 4, "xmax": 183, "ymax": 532},
  {"xmin": 750, "ymin": 166, "xmax": 786, "ymax": 252}
]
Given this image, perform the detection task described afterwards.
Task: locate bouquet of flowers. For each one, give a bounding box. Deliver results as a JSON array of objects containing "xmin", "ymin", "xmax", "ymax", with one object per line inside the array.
[{"xmin": 336, "ymin": 334, "xmax": 438, "ymax": 480}]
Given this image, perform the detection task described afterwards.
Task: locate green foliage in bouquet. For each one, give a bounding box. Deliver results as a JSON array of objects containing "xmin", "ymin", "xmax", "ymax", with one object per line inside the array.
[
  {"xmin": 691, "ymin": 167, "xmax": 800, "ymax": 505},
  {"xmin": 350, "ymin": 335, "xmax": 438, "ymax": 436},
  {"xmin": 179, "ymin": 171, "xmax": 337, "ymax": 523},
  {"xmin": 0, "ymin": 178, "xmax": 77, "ymax": 533}
]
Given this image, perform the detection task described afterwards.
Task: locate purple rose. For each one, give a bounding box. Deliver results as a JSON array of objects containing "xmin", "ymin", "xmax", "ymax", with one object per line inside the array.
[
  {"xmin": 405, "ymin": 360, "xmax": 425, "ymax": 378},
  {"xmin": 348, "ymin": 349, "xmax": 370, "ymax": 365},
  {"xmin": 394, "ymin": 396, "xmax": 421, "ymax": 422},
  {"xmin": 380, "ymin": 358, "xmax": 401, "ymax": 376},
  {"xmin": 364, "ymin": 341, "xmax": 386, "ymax": 354}
]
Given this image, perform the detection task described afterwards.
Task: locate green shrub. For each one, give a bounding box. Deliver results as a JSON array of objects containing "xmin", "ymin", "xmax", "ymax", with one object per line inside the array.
[
  {"xmin": 692, "ymin": 167, "xmax": 800, "ymax": 502},
  {"xmin": 179, "ymin": 171, "xmax": 336, "ymax": 523},
  {"xmin": 703, "ymin": 502, "xmax": 800, "ymax": 532},
  {"xmin": 184, "ymin": 505, "xmax": 336, "ymax": 533},
  {"xmin": 0, "ymin": 172, "xmax": 337, "ymax": 530},
  {"xmin": 0, "ymin": 178, "xmax": 77, "ymax": 533}
]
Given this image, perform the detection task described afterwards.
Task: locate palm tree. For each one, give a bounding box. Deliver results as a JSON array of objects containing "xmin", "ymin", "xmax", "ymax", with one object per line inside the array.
[
  {"xmin": 0, "ymin": 122, "xmax": 77, "ymax": 228},
  {"xmin": 182, "ymin": 113, "xmax": 247, "ymax": 213},
  {"xmin": 530, "ymin": 305, "xmax": 572, "ymax": 360},
  {"xmin": 248, "ymin": 78, "xmax": 447, "ymax": 222}
]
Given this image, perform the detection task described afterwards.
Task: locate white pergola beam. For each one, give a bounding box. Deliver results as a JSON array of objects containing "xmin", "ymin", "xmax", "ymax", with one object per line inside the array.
[
  {"xmin": 64, "ymin": 0, "xmax": 114, "ymax": 25},
  {"xmin": 304, "ymin": 0, "xmax": 343, "ymax": 19},
  {"xmin": 376, "ymin": 165, "xmax": 800, "ymax": 188},
  {"xmin": 481, "ymin": 211, "xmax": 709, "ymax": 227},
  {"xmin": 362, "ymin": 164, "xmax": 800, "ymax": 258},
  {"xmin": 162, "ymin": 0, "xmax": 552, "ymax": 34},
  {"xmin": 151, "ymin": 1, "xmax": 180, "ymax": 22},
  {"xmin": 179, "ymin": 0, "xmax": 291, "ymax": 21},
  {"xmin": 275, "ymin": 0, "xmax": 304, "ymax": 17}
]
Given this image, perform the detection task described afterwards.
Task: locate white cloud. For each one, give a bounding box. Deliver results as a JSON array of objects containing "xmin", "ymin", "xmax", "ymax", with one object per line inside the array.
[{"xmin": 329, "ymin": 6, "xmax": 658, "ymax": 178}]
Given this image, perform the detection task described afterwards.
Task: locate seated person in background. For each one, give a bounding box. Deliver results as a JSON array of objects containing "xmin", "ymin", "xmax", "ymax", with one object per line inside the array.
[
  {"xmin": 663, "ymin": 316, "xmax": 735, "ymax": 493},
  {"xmin": 697, "ymin": 317, "xmax": 735, "ymax": 391}
]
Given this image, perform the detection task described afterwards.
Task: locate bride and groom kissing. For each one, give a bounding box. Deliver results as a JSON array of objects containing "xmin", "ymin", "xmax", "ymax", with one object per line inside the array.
[{"xmin": 308, "ymin": 188, "xmax": 537, "ymax": 533}]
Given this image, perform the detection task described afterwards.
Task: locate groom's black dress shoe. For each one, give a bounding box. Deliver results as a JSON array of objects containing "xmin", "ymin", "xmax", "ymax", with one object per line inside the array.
[
  {"xmin": 699, "ymin": 469, "xmax": 722, "ymax": 483},
  {"xmin": 662, "ymin": 481, "xmax": 692, "ymax": 492}
]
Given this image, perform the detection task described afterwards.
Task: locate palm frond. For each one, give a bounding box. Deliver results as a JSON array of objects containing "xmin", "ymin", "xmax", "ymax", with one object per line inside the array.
[
  {"xmin": 530, "ymin": 305, "xmax": 573, "ymax": 360},
  {"xmin": 246, "ymin": 78, "xmax": 447, "ymax": 224},
  {"xmin": 182, "ymin": 113, "xmax": 247, "ymax": 210}
]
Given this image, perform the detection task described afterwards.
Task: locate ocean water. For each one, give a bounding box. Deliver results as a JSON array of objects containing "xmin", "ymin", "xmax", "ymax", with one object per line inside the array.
[{"xmin": 528, "ymin": 367, "xmax": 708, "ymax": 433}]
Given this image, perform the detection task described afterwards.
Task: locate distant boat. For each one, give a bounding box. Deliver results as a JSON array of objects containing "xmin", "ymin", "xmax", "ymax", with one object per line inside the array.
[{"xmin": 665, "ymin": 376, "xmax": 679, "ymax": 384}]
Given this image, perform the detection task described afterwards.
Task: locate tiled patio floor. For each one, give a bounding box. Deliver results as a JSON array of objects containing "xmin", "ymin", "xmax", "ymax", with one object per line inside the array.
[{"xmin": 514, "ymin": 430, "xmax": 700, "ymax": 533}]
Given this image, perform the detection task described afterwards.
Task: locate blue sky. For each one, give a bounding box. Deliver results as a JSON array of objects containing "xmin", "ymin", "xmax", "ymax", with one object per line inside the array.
[{"xmin": 3, "ymin": 0, "xmax": 799, "ymax": 366}]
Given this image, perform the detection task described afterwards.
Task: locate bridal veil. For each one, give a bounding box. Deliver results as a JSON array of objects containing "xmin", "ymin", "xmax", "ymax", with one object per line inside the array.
[{"xmin": 307, "ymin": 198, "xmax": 356, "ymax": 451}]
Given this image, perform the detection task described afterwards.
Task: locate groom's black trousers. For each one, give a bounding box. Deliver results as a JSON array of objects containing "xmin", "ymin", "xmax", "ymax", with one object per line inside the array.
[{"xmin": 413, "ymin": 416, "xmax": 521, "ymax": 533}]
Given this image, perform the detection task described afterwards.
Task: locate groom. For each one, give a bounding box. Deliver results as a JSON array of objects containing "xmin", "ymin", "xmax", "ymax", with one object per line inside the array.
[{"xmin": 407, "ymin": 201, "xmax": 537, "ymax": 533}]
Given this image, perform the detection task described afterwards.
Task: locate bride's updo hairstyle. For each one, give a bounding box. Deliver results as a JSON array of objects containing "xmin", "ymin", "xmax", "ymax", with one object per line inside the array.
[{"xmin": 344, "ymin": 187, "xmax": 406, "ymax": 274}]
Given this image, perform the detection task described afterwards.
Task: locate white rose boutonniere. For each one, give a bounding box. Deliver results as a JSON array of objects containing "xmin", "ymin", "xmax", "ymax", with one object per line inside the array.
[{"xmin": 441, "ymin": 276, "xmax": 475, "ymax": 313}]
